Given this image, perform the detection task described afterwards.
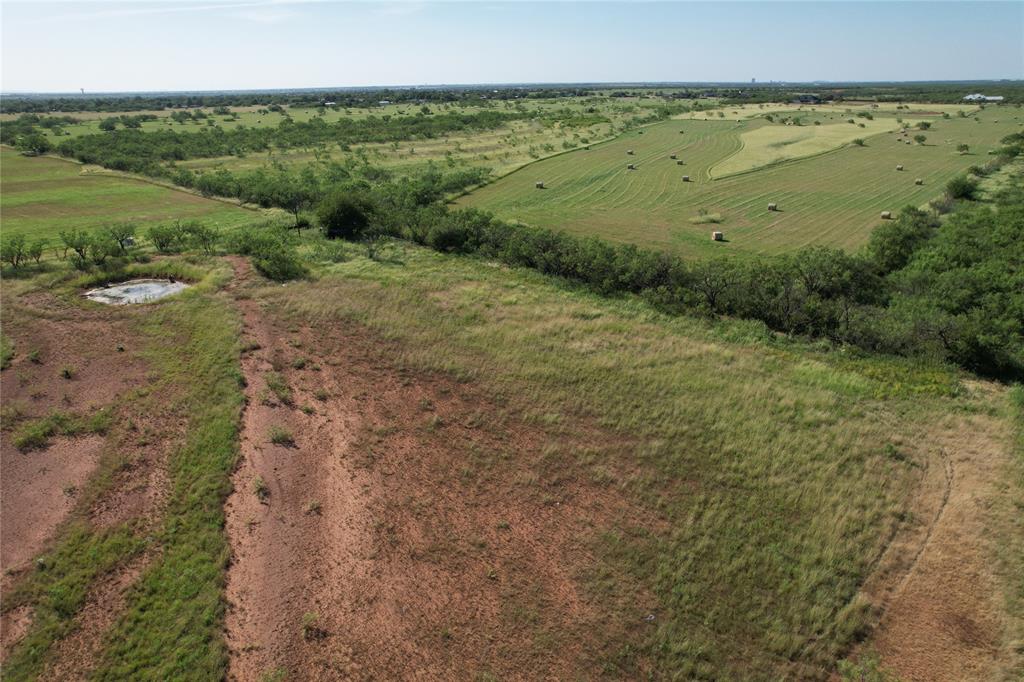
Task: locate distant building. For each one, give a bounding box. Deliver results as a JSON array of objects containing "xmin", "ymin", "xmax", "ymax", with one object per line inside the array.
[
  {"xmin": 793, "ymin": 94, "xmax": 821, "ymax": 104},
  {"xmin": 378, "ymin": 100, "xmax": 392, "ymax": 106},
  {"xmin": 963, "ymin": 93, "xmax": 1004, "ymax": 102}
]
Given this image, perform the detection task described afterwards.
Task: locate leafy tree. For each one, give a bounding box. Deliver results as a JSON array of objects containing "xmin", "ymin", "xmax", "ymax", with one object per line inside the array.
[
  {"xmin": 105, "ymin": 223, "xmax": 136, "ymax": 254},
  {"xmin": 88, "ymin": 235, "xmax": 120, "ymax": 266},
  {"xmin": 26, "ymin": 240, "xmax": 45, "ymax": 265},
  {"xmin": 913, "ymin": 134, "xmax": 926, "ymax": 145},
  {"xmin": 317, "ymin": 190, "xmax": 374, "ymax": 240},
  {"xmin": 1, "ymin": 234, "xmax": 27, "ymax": 269},
  {"xmin": 59, "ymin": 229, "xmax": 92, "ymax": 268},
  {"xmin": 147, "ymin": 224, "xmax": 183, "ymax": 253},
  {"xmin": 181, "ymin": 221, "xmax": 219, "ymax": 254},
  {"xmin": 916, "ymin": 121, "xmax": 931, "ymax": 130},
  {"xmin": 16, "ymin": 132, "xmax": 51, "ymax": 155},
  {"xmin": 957, "ymin": 143, "xmax": 969, "ymax": 154}
]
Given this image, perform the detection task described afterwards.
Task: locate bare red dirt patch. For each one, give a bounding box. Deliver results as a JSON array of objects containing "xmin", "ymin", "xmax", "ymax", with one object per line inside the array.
[{"xmin": 224, "ymin": 259, "xmax": 649, "ymax": 680}]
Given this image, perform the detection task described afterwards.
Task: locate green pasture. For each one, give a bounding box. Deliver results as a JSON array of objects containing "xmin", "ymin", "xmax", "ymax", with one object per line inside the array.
[
  {"xmin": 460, "ymin": 114, "xmax": 1022, "ymax": 258},
  {"xmin": 0, "ymin": 148, "xmax": 256, "ymax": 244},
  {"xmin": 258, "ymin": 242, "xmax": 1014, "ymax": 678}
]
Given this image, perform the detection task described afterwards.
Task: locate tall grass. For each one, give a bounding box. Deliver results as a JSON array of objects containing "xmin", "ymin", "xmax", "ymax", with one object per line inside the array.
[{"xmin": 263, "ymin": 247, "xmax": 978, "ymax": 677}]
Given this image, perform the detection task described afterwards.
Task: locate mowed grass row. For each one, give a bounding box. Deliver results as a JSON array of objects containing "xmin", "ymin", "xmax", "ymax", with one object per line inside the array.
[
  {"xmin": 262, "ymin": 245, "xmax": 1006, "ymax": 678},
  {"xmin": 179, "ymin": 117, "xmax": 615, "ymax": 178},
  {"xmin": 461, "ymin": 113, "xmax": 1022, "ymax": 258},
  {"xmin": 0, "ymin": 148, "xmax": 255, "ymax": 244}
]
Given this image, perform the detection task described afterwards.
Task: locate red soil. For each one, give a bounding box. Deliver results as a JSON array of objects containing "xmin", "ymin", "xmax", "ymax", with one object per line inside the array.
[{"xmin": 223, "ymin": 258, "xmax": 649, "ymax": 680}]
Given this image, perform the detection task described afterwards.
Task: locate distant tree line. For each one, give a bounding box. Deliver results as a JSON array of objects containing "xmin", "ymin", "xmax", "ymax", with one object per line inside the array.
[
  {"xmin": 0, "ymin": 87, "xmax": 599, "ymax": 114},
  {"xmin": 52, "ymin": 109, "xmax": 530, "ymax": 174},
  {"xmin": 307, "ymin": 131, "xmax": 1023, "ymax": 380},
  {"xmin": 5, "ymin": 82, "xmax": 1020, "ymax": 115}
]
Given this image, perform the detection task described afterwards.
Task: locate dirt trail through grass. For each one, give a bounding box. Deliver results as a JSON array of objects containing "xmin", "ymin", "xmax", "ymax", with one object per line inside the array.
[{"xmin": 866, "ymin": 413, "xmax": 1016, "ymax": 680}]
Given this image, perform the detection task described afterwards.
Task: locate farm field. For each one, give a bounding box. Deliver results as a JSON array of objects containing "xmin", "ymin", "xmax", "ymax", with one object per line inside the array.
[
  {"xmin": 680, "ymin": 100, "xmax": 981, "ymax": 121},
  {"xmin": 1, "ymin": 74, "xmax": 1023, "ymax": 682},
  {"xmin": 164, "ymin": 97, "xmax": 674, "ymax": 178},
  {"xmin": 0, "ymin": 147, "xmax": 256, "ymax": 244},
  {"xmin": 460, "ymin": 111, "xmax": 1022, "ymax": 258}
]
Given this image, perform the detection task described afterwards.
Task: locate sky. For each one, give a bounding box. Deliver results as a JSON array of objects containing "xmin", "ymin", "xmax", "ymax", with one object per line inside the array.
[{"xmin": 2, "ymin": 1, "xmax": 1022, "ymax": 93}]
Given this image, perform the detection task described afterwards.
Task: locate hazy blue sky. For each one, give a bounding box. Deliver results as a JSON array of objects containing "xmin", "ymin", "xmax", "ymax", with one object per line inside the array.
[{"xmin": 2, "ymin": 1, "xmax": 1022, "ymax": 92}]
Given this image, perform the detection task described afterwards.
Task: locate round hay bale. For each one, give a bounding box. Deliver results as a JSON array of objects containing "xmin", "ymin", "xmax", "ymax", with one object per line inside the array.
[
  {"xmin": 682, "ymin": 175, "xmax": 690, "ymax": 182},
  {"xmin": 670, "ymin": 154, "xmax": 677, "ymax": 159},
  {"xmin": 676, "ymin": 160, "xmax": 684, "ymax": 165},
  {"xmin": 535, "ymin": 181, "xmax": 545, "ymax": 189},
  {"xmin": 627, "ymin": 163, "xmax": 636, "ymax": 170},
  {"xmin": 711, "ymin": 231, "xmax": 724, "ymax": 242},
  {"xmin": 915, "ymin": 178, "xmax": 923, "ymax": 185},
  {"xmin": 881, "ymin": 211, "xmax": 892, "ymax": 220},
  {"xmin": 768, "ymin": 203, "xmax": 778, "ymax": 211},
  {"xmin": 626, "ymin": 149, "xmax": 634, "ymax": 155},
  {"xmin": 896, "ymin": 164, "xmax": 904, "ymax": 171}
]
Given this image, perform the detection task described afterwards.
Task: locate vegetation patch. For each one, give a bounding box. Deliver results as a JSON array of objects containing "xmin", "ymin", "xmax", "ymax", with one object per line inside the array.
[{"xmin": 12, "ymin": 408, "xmax": 113, "ymax": 451}]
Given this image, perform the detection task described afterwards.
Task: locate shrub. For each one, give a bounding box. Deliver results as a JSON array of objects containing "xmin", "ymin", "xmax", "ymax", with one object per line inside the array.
[
  {"xmin": 1, "ymin": 234, "xmax": 27, "ymax": 269},
  {"xmin": 317, "ymin": 190, "xmax": 374, "ymax": 240},
  {"xmin": 253, "ymin": 248, "xmax": 306, "ymax": 282},
  {"xmin": 945, "ymin": 175, "xmax": 979, "ymax": 201},
  {"xmin": 147, "ymin": 223, "xmax": 184, "ymax": 253},
  {"xmin": 268, "ymin": 425, "xmax": 295, "ymax": 446}
]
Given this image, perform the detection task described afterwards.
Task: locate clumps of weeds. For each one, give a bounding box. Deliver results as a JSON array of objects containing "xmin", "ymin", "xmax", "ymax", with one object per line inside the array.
[
  {"xmin": 290, "ymin": 357, "xmax": 308, "ymax": 370},
  {"xmin": 264, "ymin": 371, "xmax": 292, "ymax": 405},
  {"xmin": 240, "ymin": 339, "xmax": 261, "ymax": 354},
  {"xmin": 425, "ymin": 415, "xmax": 444, "ymax": 431},
  {"xmin": 27, "ymin": 349, "xmax": 41, "ymax": 364},
  {"xmin": 60, "ymin": 366, "xmax": 75, "ymax": 380},
  {"xmin": 418, "ymin": 398, "xmax": 434, "ymax": 411},
  {"xmin": 304, "ymin": 500, "xmax": 322, "ymax": 516},
  {"xmin": 268, "ymin": 425, "xmax": 295, "ymax": 447},
  {"xmin": 884, "ymin": 442, "xmax": 909, "ymax": 464},
  {"xmin": 301, "ymin": 612, "xmax": 326, "ymax": 641},
  {"xmin": 299, "ymin": 404, "xmax": 315, "ymax": 415},
  {"xmin": 253, "ymin": 476, "xmax": 269, "ymax": 502},
  {"xmin": 313, "ymin": 388, "xmax": 329, "ymax": 402},
  {"xmin": 1, "ymin": 401, "xmax": 26, "ymax": 425},
  {"xmin": 260, "ymin": 669, "xmax": 286, "ymax": 682},
  {"xmin": 13, "ymin": 408, "xmax": 112, "ymax": 451}
]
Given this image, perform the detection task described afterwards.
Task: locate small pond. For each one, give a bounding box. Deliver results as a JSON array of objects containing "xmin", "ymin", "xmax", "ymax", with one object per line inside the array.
[{"xmin": 84, "ymin": 279, "xmax": 190, "ymax": 305}]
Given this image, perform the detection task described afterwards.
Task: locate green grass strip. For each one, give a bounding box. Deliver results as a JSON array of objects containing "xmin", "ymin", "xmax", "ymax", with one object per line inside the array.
[
  {"xmin": 92, "ymin": 291, "xmax": 243, "ymax": 680},
  {"xmin": 2, "ymin": 524, "xmax": 145, "ymax": 680}
]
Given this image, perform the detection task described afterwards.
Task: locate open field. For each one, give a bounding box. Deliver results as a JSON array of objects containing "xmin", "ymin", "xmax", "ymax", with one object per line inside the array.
[
  {"xmin": 1, "ymin": 89, "xmax": 1022, "ymax": 681},
  {"xmin": 681, "ymin": 100, "xmax": 982, "ymax": 121},
  {"xmin": 460, "ymin": 112, "xmax": 1022, "ymax": 258},
  {"xmin": 3, "ymin": 239, "xmax": 1019, "ymax": 679},
  {"xmin": 711, "ymin": 116, "xmax": 903, "ymax": 177},
  {"xmin": 0, "ymin": 148, "xmax": 256, "ymax": 244}
]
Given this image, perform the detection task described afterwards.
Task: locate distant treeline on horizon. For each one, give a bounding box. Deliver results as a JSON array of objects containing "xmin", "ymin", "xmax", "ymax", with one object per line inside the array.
[{"xmin": 2, "ymin": 81, "xmax": 1023, "ymax": 113}]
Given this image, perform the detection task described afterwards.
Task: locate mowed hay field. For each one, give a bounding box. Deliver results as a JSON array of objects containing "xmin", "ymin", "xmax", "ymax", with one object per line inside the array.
[
  {"xmin": 460, "ymin": 112, "xmax": 1023, "ymax": 258},
  {"xmin": 0, "ymin": 148, "xmax": 255, "ymax": 244}
]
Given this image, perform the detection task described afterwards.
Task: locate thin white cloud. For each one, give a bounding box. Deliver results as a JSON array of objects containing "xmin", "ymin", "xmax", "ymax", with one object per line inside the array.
[
  {"xmin": 373, "ymin": 2, "xmax": 426, "ymax": 17},
  {"xmin": 37, "ymin": 0, "xmax": 307, "ymax": 24}
]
